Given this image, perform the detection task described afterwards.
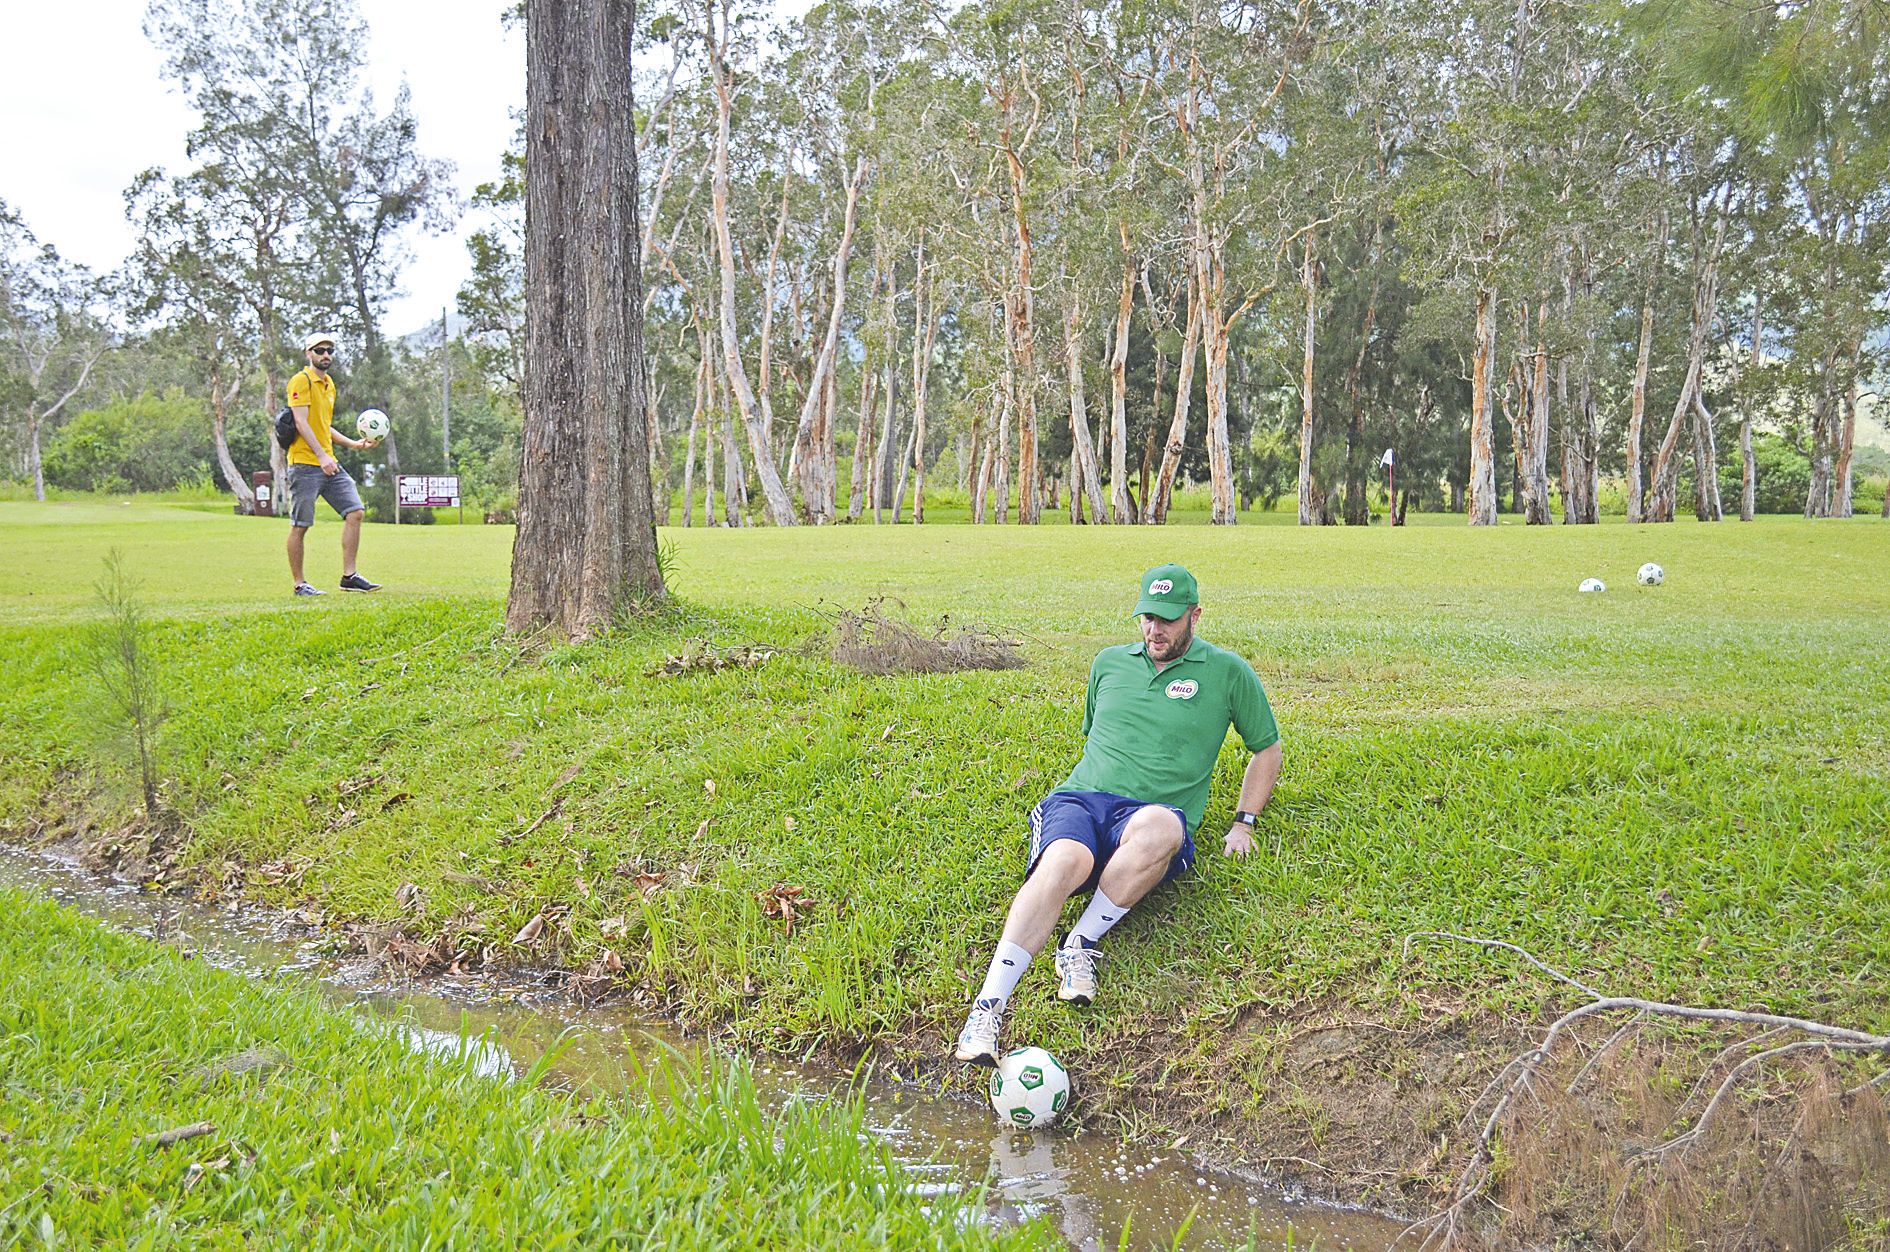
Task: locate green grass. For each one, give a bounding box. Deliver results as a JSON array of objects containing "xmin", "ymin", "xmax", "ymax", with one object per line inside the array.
[
  {"xmin": 0, "ymin": 887, "xmax": 1050, "ymax": 1250},
  {"xmin": 3, "ymin": 498, "xmax": 1888, "ymax": 1129}
]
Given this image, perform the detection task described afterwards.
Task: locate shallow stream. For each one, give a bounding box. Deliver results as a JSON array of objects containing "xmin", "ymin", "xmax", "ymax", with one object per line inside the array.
[{"xmin": 1, "ymin": 846, "xmax": 1405, "ymax": 1251}]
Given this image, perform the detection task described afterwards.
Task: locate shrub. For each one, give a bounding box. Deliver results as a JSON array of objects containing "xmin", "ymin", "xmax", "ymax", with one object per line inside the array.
[{"xmin": 44, "ymin": 391, "xmax": 213, "ymax": 494}]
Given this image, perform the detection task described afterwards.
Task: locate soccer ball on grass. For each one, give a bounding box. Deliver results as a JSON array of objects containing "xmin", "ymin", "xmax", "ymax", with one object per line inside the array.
[
  {"xmin": 1578, "ymin": 577, "xmax": 1606, "ymax": 593},
  {"xmin": 988, "ymin": 1045, "xmax": 1072, "ymax": 1129},
  {"xmin": 1637, "ymin": 562, "xmax": 1665, "ymax": 586},
  {"xmin": 356, "ymin": 408, "xmax": 390, "ymax": 440}
]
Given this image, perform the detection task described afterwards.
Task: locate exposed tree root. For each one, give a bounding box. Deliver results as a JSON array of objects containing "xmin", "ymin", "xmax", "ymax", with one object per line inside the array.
[{"xmin": 1396, "ymin": 931, "xmax": 1890, "ymax": 1251}]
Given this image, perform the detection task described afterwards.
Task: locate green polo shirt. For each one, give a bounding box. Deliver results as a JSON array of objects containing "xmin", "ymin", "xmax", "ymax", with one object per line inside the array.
[{"xmin": 1055, "ymin": 637, "xmax": 1278, "ymax": 830}]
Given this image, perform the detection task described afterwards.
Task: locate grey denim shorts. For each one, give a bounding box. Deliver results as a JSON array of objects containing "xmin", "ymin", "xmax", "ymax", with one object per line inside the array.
[{"xmin": 288, "ymin": 463, "xmax": 365, "ymax": 527}]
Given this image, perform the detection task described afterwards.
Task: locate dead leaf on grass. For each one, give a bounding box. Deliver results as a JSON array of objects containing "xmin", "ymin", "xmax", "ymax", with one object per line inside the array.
[
  {"xmin": 512, "ymin": 914, "xmax": 545, "ymax": 946},
  {"xmin": 757, "ymin": 882, "xmax": 814, "ymax": 935}
]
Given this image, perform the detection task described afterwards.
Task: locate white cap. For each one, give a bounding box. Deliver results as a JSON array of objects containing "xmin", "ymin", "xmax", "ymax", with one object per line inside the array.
[{"xmin": 302, "ymin": 331, "xmax": 339, "ymax": 352}]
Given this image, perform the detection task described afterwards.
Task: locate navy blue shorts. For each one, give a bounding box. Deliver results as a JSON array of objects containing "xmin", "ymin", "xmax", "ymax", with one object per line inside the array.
[{"xmin": 1025, "ymin": 790, "xmax": 1194, "ymax": 895}]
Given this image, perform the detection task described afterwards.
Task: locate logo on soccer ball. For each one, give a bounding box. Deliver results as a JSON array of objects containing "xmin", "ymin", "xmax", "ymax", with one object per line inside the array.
[
  {"xmin": 1165, "ymin": 679, "xmax": 1198, "ymax": 699},
  {"xmin": 1149, "ymin": 578, "xmax": 1173, "ymax": 594},
  {"xmin": 1019, "ymin": 1066, "xmax": 1045, "ymax": 1089}
]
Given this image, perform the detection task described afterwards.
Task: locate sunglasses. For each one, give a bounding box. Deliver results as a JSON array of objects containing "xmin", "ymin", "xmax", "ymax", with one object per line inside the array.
[{"xmin": 311, "ymin": 348, "xmax": 335, "ymax": 356}]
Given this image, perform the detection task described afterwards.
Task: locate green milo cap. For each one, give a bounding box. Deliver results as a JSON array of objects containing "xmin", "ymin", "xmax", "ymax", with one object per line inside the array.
[{"xmin": 1133, "ymin": 564, "xmax": 1198, "ymax": 620}]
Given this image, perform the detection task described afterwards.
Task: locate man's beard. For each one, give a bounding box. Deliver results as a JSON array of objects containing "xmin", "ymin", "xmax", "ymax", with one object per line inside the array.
[{"xmin": 1150, "ymin": 618, "xmax": 1194, "ymax": 662}]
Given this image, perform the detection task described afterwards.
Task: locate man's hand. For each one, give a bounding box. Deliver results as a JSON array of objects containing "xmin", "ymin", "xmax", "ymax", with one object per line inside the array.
[
  {"xmin": 1223, "ymin": 822, "xmax": 1255, "ymax": 858},
  {"xmin": 319, "ymin": 453, "xmax": 339, "ymax": 476},
  {"xmin": 359, "ymin": 437, "xmax": 381, "ymax": 449}
]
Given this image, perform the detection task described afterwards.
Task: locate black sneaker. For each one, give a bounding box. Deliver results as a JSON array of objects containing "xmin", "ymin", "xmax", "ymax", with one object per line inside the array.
[
  {"xmin": 293, "ymin": 582, "xmax": 325, "ymax": 597},
  {"xmin": 339, "ymin": 572, "xmax": 382, "ymax": 592}
]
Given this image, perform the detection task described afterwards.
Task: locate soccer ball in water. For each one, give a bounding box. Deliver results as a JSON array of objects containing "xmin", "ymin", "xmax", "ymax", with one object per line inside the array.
[
  {"xmin": 1578, "ymin": 577, "xmax": 1606, "ymax": 593},
  {"xmin": 356, "ymin": 408, "xmax": 390, "ymax": 440},
  {"xmin": 1637, "ymin": 562, "xmax": 1665, "ymax": 586},
  {"xmin": 988, "ymin": 1046, "xmax": 1072, "ymax": 1129}
]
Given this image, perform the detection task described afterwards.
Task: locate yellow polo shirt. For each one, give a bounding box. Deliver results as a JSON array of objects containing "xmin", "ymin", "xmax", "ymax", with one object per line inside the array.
[{"xmin": 286, "ymin": 368, "xmax": 337, "ymax": 466}]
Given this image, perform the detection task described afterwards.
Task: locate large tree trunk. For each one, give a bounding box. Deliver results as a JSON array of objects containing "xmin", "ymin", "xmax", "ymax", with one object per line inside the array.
[
  {"xmin": 1063, "ymin": 291, "xmax": 1107, "ymax": 524},
  {"xmin": 209, "ymin": 373, "xmax": 255, "ymax": 512},
  {"xmin": 1626, "ymin": 289, "xmax": 1655, "ymax": 523},
  {"xmin": 508, "ymin": 0, "xmax": 664, "ymax": 638},
  {"xmin": 1567, "ymin": 252, "xmax": 1600, "ymax": 524},
  {"xmin": 706, "ymin": 6, "xmax": 795, "ymax": 528},
  {"xmin": 1690, "ymin": 389, "xmax": 1722, "ymax": 521},
  {"xmin": 909, "ymin": 247, "xmax": 937, "ymax": 524},
  {"xmin": 681, "ymin": 347, "xmax": 707, "ymax": 526},
  {"xmin": 28, "ymin": 411, "xmax": 46, "ymax": 502},
  {"xmin": 1467, "ymin": 287, "xmax": 1499, "ymax": 526},
  {"xmin": 789, "ymin": 158, "xmax": 864, "ymax": 524},
  {"xmin": 1296, "ymin": 244, "xmax": 1319, "ymax": 525},
  {"xmin": 1516, "ymin": 303, "xmax": 1553, "ymax": 524},
  {"xmin": 1738, "ymin": 294, "xmax": 1761, "ymax": 522},
  {"xmin": 1834, "ymin": 343, "xmax": 1861, "ymax": 518},
  {"xmin": 1108, "ymin": 251, "xmax": 1135, "ymax": 523},
  {"xmin": 1147, "ymin": 275, "xmax": 1201, "ymax": 524},
  {"xmin": 848, "ymin": 349, "xmax": 876, "ymax": 522},
  {"xmin": 1342, "ymin": 222, "xmax": 1384, "ymax": 526},
  {"xmin": 1648, "ymin": 213, "xmax": 1728, "ymax": 524},
  {"xmin": 870, "ymin": 260, "xmax": 898, "ymax": 522}
]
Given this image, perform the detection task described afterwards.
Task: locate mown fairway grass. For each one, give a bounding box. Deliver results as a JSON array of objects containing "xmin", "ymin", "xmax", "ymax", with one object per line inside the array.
[
  {"xmin": 4, "ymin": 500, "xmax": 1889, "ymax": 1202},
  {"xmin": 0, "ymin": 887, "xmax": 1050, "ymax": 1249}
]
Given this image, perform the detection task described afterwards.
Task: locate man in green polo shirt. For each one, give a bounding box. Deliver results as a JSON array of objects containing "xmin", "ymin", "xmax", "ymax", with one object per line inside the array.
[{"xmin": 954, "ymin": 563, "xmax": 1282, "ymax": 1066}]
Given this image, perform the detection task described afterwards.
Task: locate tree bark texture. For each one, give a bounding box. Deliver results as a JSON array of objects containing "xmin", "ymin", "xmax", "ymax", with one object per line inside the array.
[
  {"xmin": 1739, "ymin": 294, "xmax": 1761, "ymax": 522},
  {"xmin": 1296, "ymin": 245, "xmax": 1318, "ymax": 526},
  {"xmin": 1062, "ymin": 290, "xmax": 1107, "ymax": 524},
  {"xmin": 1108, "ymin": 251, "xmax": 1135, "ymax": 523},
  {"xmin": 1147, "ymin": 275, "xmax": 1201, "ymax": 524},
  {"xmin": 1467, "ymin": 287, "xmax": 1498, "ymax": 526},
  {"xmin": 707, "ymin": 4, "xmax": 795, "ymax": 527},
  {"xmin": 508, "ymin": 0, "xmax": 664, "ymax": 639}
]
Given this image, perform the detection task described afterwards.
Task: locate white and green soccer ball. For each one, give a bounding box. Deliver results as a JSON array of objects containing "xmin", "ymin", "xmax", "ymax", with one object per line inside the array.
[
  {"xmin": 988, "ymin": 1045, "xmax": 1072, "ymax": 1129},
  {"xmin": 356, "ymin": 408, "xmax": 390, "ymax": 440},
  {"xmin": 1579, "ymin": 577, "xmax": 1606, "ymax": 593},
  {"xmin": 1637, "ymin": 562, "xmax": 1664, "ymax": 586}
]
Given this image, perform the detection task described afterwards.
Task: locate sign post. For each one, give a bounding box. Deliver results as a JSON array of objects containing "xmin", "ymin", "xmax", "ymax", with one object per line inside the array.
[
  {"xmin": 397, "ymin": 474, "xmax": 462, "ymax": 524},
  {"xmin": 1379, "ymin": 448, "xmax": 1396, "ymax": 526}
]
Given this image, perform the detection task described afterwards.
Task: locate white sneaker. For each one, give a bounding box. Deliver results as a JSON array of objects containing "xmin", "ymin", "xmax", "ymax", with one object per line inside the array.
[
  {"xmin": 953, "ymin": 1000, "xmax": 1005, "ymax": 1066},
  {"xmin": 1055, "ymin": 940, "xmax": 1103, "ymax": 1005}
]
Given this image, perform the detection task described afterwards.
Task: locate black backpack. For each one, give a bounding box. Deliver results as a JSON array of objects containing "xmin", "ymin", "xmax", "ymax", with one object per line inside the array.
[{"xmin": 274, "ymin": 406, "xmax": 299, "ymax": 451}]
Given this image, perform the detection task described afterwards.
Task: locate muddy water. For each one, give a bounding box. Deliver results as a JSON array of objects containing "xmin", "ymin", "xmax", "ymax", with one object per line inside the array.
[{"xmin": 1, "ymin": 848, "xmax": 1404, "ymax": 1251}]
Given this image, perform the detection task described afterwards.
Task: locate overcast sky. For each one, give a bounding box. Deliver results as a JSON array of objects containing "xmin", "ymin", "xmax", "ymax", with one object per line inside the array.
[{"xmin": 1, "ymin": 1, "xmax": 524, "ymax": 339}]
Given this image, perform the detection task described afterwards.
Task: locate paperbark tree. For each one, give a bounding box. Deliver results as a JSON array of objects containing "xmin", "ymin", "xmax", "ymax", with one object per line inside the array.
[
  {"xmin": 126, "ymin": 169, "xmax": 261, "ymax": 512},
  {"xmin": 507, "ymin": 0, "xmax": 665, "ymax": 638},
  {"xmin": 705, "ymin": 0, "xmax": 796, "ymax": 526},
  {"xmin": 0, "ymin": 204, "xmax": 110, "ymax": 502}
]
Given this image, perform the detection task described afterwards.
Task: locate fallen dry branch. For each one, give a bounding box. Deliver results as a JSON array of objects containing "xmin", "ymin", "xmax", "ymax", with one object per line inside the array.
[
  {"xmin": 825, "ymin": 599, "xmax": 1026, "ymax": 675},
  {"xmin": 136, "ymin": 1121, "xmax": 215, "ymax": 1148},
  {"xmin": 1397, "ymin": 930, "xmax": 1890, "ymax": 1251}
]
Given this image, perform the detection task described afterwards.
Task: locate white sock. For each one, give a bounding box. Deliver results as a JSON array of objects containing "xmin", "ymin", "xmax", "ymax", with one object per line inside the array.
[
  {"xmin": 1068, "ymin": 888, "xmax": 1130, "ymax": 948},
  {"xmin": 975, "ymin": 940, "xmax": 1033, "ymax": 1008}
]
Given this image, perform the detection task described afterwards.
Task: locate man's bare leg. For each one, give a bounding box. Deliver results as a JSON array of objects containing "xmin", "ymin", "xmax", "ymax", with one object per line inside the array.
[
  {"xmin": 997, "ymin": 839, "xmax": 1095, "ymax": 957},
  {"xmin": 1055, "ymin": 806, "xmax": 1183, "ymax": 1005},
  {"xmin": 1093, "ymin": 806, "xmax": 1184, "ymax": 908},
  {"xmin": 956, "ymin": 840, "xmax": 1095, "ymax": 1064},
  {"xmin": 341, "ymin": 509, "xmax": 363, "ymax": 578},
  {"xmin": 287, "ymin": 525, "xmax": 309, "ymax": 586}
]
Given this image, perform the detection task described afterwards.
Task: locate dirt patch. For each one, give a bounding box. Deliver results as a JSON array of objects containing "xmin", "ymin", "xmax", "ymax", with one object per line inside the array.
[{"xmin": 825, "ymin": 600, "xmax": 1026, "ymax": 676}]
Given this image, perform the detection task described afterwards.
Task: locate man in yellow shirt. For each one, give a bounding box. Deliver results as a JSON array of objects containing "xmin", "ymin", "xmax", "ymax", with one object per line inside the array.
[{"xmin": 286, "ymin": 332, "xmax": 381, "ymax": 596}]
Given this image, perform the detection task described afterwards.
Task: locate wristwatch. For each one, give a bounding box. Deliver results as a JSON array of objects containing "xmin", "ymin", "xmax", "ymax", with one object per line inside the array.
[{"xmin": 1233, "ymin": 809, "xmax": 1260, "ymax": 827}]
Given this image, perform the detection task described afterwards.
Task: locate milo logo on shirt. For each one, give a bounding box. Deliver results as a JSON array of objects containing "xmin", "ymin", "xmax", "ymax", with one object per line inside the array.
[
  {"xmin": 1165, "ymin": 679, "xmax": 1199, "ymax": 700},
  {"xmin": 1149, "ymin": 578, "xmax": 1174, "ymax": 595}
]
